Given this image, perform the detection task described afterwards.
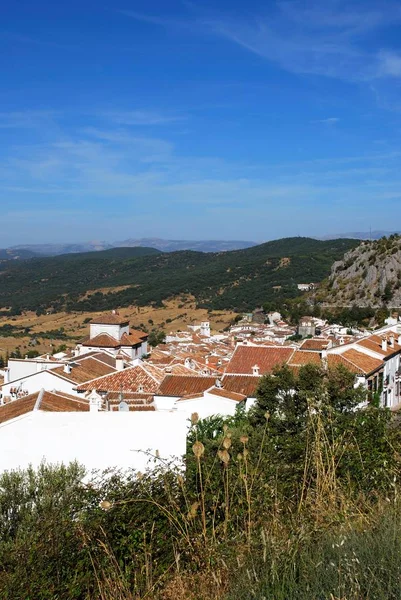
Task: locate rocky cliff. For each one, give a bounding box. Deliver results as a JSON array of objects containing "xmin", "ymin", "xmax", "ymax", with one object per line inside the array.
[{"xmin": 319, "ymin": 235, "xmax": 401, "ymax": 308}]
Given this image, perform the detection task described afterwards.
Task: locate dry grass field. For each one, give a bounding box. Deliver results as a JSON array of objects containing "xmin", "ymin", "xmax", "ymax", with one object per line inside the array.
[{"xmin": 0, "ymin": 296, "xmax": 237, "ymax": 356}]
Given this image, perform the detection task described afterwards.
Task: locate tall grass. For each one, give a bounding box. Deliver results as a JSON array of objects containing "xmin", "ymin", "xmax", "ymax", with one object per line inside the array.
[{"xmin": 0, "ymin": 402, "xmax": 400, "ymax": 599}]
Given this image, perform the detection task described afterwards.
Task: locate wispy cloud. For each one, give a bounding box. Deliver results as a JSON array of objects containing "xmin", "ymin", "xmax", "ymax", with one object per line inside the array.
[
  {"xmin": 0, "ymin": 31, "xmax": 73, "ymax": 49},
  {"xmin": 117, "ymin": 10, "xmax": 184, "ymax": 28},
  {"xmin": 312, "ymin": 117, "xmax": 340, "ymax": 124},
  {"xmin": 1, "ymin": 108, "xmax": 401, "ymax": 242},
  {"xmin": 100, "ymin": 110, "xmax": 185, "ymax": 126},
  {"xmin": 0, "ymin": 110, "xmax": 59, "ymax": 129},
  {"xmin": 376, "ymin": 50, "xmax": 401, "ymax": 77},
  {"xmin": 120, "ymin": 1, "xmax": 401, "ymax": 84}
]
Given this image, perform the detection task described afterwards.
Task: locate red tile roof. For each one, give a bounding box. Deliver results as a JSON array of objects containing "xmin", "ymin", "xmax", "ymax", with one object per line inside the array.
[
  {"xmin": 157, "ymin": 376, "xmax": 216, "ymax": 397},
  {"xmin": 327, "ymin": 354, "xmax": 361, "ymax": 374},
  {"xmin": 120, "ymin": 331, "xmax": 148, "ymax": 345},
  {"xmin": 0, "ymin": 391, "xmax": 89, "ymax": 424},
  {"xmin": 288, "ymin": 350, "xmax": 322, "ymax": 366},
  {"xmin": 208, "ymin": 387, "xmax": 246, "ymax": 402},
  {"xmin": 89, "ymin": 313, "xmax": 129, "ymax": 325},
  {"xmin": 77, "ymin": 364, "xmax": 163, "ymax": 393},
  {"xmin": 300, "ymin": 339, "xmax": 330, "ymax": 351},
  {"xmin": 52, "ymin": 356, "xmax": 116, "ymax": 384},
  {"xmin": 225, "ymin": 345, "xmax": 294, "ymax": 375},
  {"xmin": 221, "ymin": 375, "xmax": 261, "ymax": 397},
  {"xmin": 340, "ymin": 349, "xmax": 383, "ymax": 375},
  {"xmin": 81, "ymin": 329, "xmax": 147, "ymax": 348},
  {"xmin": 81, "ymin": 333, "xmax": 121, "ymax": 348},
  {"xmin": 356, "ymin": 335, "xmax": 401, "ymax": 357}
]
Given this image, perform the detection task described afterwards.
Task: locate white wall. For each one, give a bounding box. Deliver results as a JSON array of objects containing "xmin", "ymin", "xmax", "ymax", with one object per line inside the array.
[
  {"xmin": 7, "ymin": 358, "xmax": 64, "ymax": 383},
  {"xmin": 173, "ymin": 393, "xmax": 238, "ymax": 419},
  {"xmin": 0, "ymin": 412, "xmax": 189, "ymax": 474},
  {"xmin": 383, "ymin": 354, "xmax": 401, "ymax": 407},
  {"xmin": 90, "ymin": 323, "xmax": 129, "ymax": 340},
  {"xmin": 153, "ymin": 395, "xmax": 179, "ymax": 411},
  {"xmin": 1, "ymin": 370, "xmax": 78, "ymax": 399}
]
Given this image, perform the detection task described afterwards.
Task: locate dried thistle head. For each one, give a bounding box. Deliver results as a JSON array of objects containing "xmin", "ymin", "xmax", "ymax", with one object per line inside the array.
[
  {"xmin": 218, "ymin": 449, "xmax": 231, "ymax": 465},
  {"xmin": 240, "ymin": 435, "xmax": 249, "ymax": 444},
  {"xmin": 264, "ymin": 411, "xmax": 270, "ymax": 422},
  {"xmin": 237, "ymin": 453, "xmax": 243, "ymax": 461},
  {"xmin": 223, "ymin": 424, "xmax": 228, "ymax": 433},
  {"xmin": 223, "ymin": 437, "xmax": 232, "ymax": 450},
  {"xmin": 99, "ymin": 500, "xmax": 112, "ymax": 511},
  {"xmin": 192, "ymin": 440, "xmax": 205, "ymax": 459},
  {"xmin": 187, "ymin": 501, "xmax": 200, "ymax": 520},
  {"xmin": 243, "ymin": 448, "xmax": 249, "ymax": 458},
  {"xmin": 177, "ymin": 474, "xmax": 184, "ymax": 486},
  {"xmin": 191, "ymin": 412, "xmax": 199, "ymax": 425}
]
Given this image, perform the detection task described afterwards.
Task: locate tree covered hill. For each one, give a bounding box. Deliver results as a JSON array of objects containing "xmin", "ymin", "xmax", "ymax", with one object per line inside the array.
[{"xmin": 0, "ymin": 237, "xmax": 359, "ymax": 314}]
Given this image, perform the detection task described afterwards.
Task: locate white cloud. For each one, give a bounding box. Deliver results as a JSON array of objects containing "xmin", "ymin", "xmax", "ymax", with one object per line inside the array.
[
  {"xmin": 0, "ymin": 110, "xmax": 59, "ymax": 129},
  {"xmin": 100, "ymin": 110, "xmax": 184, "ymax": 126},
  {"xmin": 122, "ymin": 1, "xmax": 401, "ymax": 84},
  {"xmin": 312, "ymin": 117, "xmax": 340, "ymax": 124},
  {"xmin": 377, "ymin": 50, "xmax": 401, "ymax": 77}
]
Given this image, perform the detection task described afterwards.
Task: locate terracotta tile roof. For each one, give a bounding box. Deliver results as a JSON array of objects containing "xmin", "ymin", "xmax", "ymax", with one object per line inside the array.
[
  {"xmin": 52, "ymin": 357, "xmax": 116, "ymax": 384},
  {"xmin": 106, "ymin": 392, "xmax": 154, "ymax": 403},
  {"xmin": 300, "ymin": 339, "xmax": 330, "ymax": 351},
  {"xmin": 163, "ymin": 364, "xmax": 198, "ymax": 375},
  {"xmin": 82, "ymin": 351, "xmax": 117, "ymax": 367},
  {"xmin": 208, "ymin": 387, "xmax": 246, "ymax": 402},
  {"xmin": 221, "ymin": 375, "xmax": 261, "ymax": 397},
  {"xmin": 81, "ymin": 333, "xmax": 121, "ymax": 348},
  {"xmin": 288, "ymin": 350, "xmax": 322, "ymax": 366},
  {"xmin": 327, "ymin": 354, "xmax": 361, "ymax": 374},
  {"xmin": 120, "ymin": 331, "xmax": 148, "ymax": 345},
  {"xmin": 0, "ymin": 395, "xmax": 37, "ymax": 424},
  {"xmin": 77, "ymin": 364, "xmax": 163, "ymax": 393},
  {"xmin": 340, "ymin": 349, "xmax": 383, "ymax": 375},
  {"xmin": 158, "ymin": 376, "xmax": 216, "ymax": 397},
  {"xmin": 356, "ymin": 335, "xmax": 401, "ymax": 358},
  {"xmin": 0, "ymin": 390, "xmax": 89, "ymax": 424},
  {"xmin": 40, "ymin": 391, "xmax": 89, "ymax": 412},
  {"xmin": 225, "ymin": 345, "xmax": 294, "ymax": 375},
  {"xmin": 90, "ymin": 313, "xmax": 129, "ymax": 325}
]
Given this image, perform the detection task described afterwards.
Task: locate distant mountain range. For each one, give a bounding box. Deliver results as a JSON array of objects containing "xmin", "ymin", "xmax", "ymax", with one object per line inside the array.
[
  {"xmin": 8, "ymin": 238, "xmax": 258, "ymax": 256},
  {"xmin": 4, "ymin": 231, "xmax": 400, "ymax": 259},
  {"xmin": 319, "ymin": 231, "xmax": 401, "ymax": 241}
]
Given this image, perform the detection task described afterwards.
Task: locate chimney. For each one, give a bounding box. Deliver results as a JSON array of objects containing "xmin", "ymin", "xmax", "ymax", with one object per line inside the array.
[
  {"xmin": 389, "ymin": 335, "xmax": 395, "ymax": 348},
  {"xmin": 63, "ymin": 363, "xmax": 72, "ymax": 374},
  {"xmin": 398, "ymin": 335, "xmax": 401, "ymax": 346},
  {"xmin": 382, "ymin": 339, "xmax": 388, "ymax": 352},
  {"xmin": 215, "ymin": 378, "xmax": 222, "ymax": 388},
  {"xmin": 252, "ymin": 364, "xmax": 260, "ymax": 376},
  {"xmin": 116, "ymin": 355, "xmax": 125, "ymax": 371}
]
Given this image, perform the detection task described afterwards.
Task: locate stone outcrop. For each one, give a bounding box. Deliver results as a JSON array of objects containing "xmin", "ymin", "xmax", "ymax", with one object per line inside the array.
[{"xmin": 320, "ymin": 236, "xmax": 401, "ymax": 307}]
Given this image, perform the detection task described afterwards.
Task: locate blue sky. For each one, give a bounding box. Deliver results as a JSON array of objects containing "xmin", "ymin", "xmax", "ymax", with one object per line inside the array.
[{"xmin": 1, "ymin": 0, "xmax": 401, "ymax": 245}]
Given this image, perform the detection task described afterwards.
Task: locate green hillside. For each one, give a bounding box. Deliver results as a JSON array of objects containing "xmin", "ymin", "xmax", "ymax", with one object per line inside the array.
[{"xmin": 0, "ymin": 237, "xmax": 359, "ymax": 313}]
